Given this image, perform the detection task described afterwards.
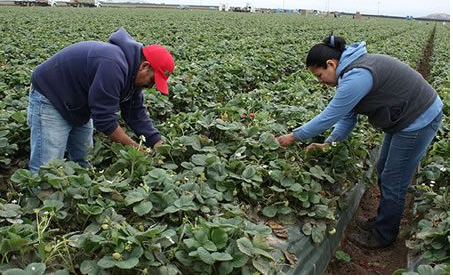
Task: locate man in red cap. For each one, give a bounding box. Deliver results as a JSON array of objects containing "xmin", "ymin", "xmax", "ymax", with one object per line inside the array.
[{"xmin": 28, "ymin": 27, "xmax": 174, "ymax": 172}]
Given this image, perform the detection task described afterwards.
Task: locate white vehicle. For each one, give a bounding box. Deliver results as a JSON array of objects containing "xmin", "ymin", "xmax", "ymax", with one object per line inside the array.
[
  {"xmin": 219, "ymin": 3, "xmax": 230, "ymax": 11},
  {"xmin": 69, "ymin": 0, "xmax": 101, "ymax": 7},
  {"xmin": 14, "ymin": 0, "xmax": 58, "ymax": 6}
]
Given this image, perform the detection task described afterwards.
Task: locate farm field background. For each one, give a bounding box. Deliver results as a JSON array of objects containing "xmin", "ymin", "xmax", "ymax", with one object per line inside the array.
[{"xmin": 0, "ymin": 7, "xmax": 450, "ymax": 274}]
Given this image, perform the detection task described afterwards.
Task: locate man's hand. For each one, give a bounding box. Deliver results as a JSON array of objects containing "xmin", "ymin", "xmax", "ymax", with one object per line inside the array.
[
  {"xmin": 277, "ymin": 133, "xmax": 295, "ymax": 147},
  {"xmin": 109, "ymin": 125, "xmax": 140, "ymax": 148},
  {"xmin": 305, "ymin": 142, "xmax": 329, "ymax": 151},
  {"xmin": 153, "ymin": 139, "xmax": 164, "ymax": 149}
]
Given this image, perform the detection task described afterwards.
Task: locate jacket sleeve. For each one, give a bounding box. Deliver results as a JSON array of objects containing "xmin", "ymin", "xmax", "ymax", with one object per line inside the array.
[
  {"xmin": 87, "ymin": 60, "xmax": 125, "ymax": 135},
  {"xmin": 292, "ymin": 68, "xmax": 373, "ymax": 141},
  {"xmin": 324, "ymin": 111, "xmax": 358, "ymax": 143},
  {"xmin": 120, "ymin": 91, "xmax": 162, "ymax": 148}
]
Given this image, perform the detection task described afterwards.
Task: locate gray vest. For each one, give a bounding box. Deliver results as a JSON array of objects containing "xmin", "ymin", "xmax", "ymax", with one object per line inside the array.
[{"xmin": 340, "ymin": 54, "xmax": 437, "ymax": 134}]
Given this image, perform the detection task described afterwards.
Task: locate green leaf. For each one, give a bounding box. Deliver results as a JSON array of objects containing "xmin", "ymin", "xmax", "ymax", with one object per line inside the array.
[
  {"xmin": 392, "ymin": 269, "xmax": 407, "ymax": 275},
  {"xmin": 231, "ymin": 253, "xmax": 249, "ymax": 268},
  {"xmin": 202, "ymin": 241, "xmax": 218, "ymax": 252},
  {"xmin": 197, "ymin": 247, "xmax": 215, "ymax": 265},
  {"xmin": 207, "ymin": 163, "xmax": 227, "ymax": 182},
  {"xmin": 97, "ymin": 256, "xmax": 115, "ymax": 269},
  {"xmin": 325, "ymin": 174, "xmax": 335, "ymax": 183},
  {"xmin": 25, "ymin": 263, "xmax": 46, "ymax": 275},
  {"xmin": 309, "ymin": 165, "xmax": 325, "ymax": 180},
  {"xmin": 174, "ymin": 194, "xmax": 196, "ymax": 210},
  {"xmin": 269, "ymin": 185, "xmax": 285, "ymax": 192},
  {"xmin": 335, "ymin": 250, "xmax": 351, "ymax": 262},
  {"xmin": 417, "ymin": 265, "xmax": 435, "ymax": 275},
  {"xmin": 51, "ymin": 269, "xmax": 69, "ymax": 275},
  {"xmin": 133, "ymin": 201, "xmax": 153, "ymax": 216},
  {"xmin": 302, "ymin": 222, "xmax": 313, "ymax": 235},
  {"xmin": 43, "ymin": 199, "xmax": 64, "ymax": 211},
  {"xmin": 124, "ymin": 188, "xmax": 147, "ymax": 206},
  {"xmin": 270, "ymin": 170, "xmax": 284, "ymax": 183},
  {"xmin": 289, "ymin": 182, "xmax": 303, "ymax": 192},
  {"xmin": 162, "ymin": 163, "xmax": 178, "ymax": 170},
  {"xmin": 252, "ymin": 256, "xmax": 272, "ymax": 274},
  {"xmin": 211, "ymin": 252, "xmax": 233, "ymax": 261},
  {"xmin": 311, "ymin": 226, "xmax": 325, "ymax": 244},
  {"xmin": 191, "ymin": 154, "xmax": 208, "ymax": 166},
  {"xmin": 210, "ymin": 228, "xmax": 228, "ymax": 249},
  {"xmin": 181, "ymin": 162, "xmax": 195, "ymax": 169},
  {"xmin": 253, "ymin": 248, "xmax": 274, "ymax": 260},
  {"xmin": 218, "ymin": 261, "xmax": 234, "ymax": 274},
  {"xmin": 236, "ymin": 237, "xmax": 254, "ymax": 257},
  {"xmin": 157, "ymin": 265, "xmax": 180, "ymax": 275},
  {"xmin": 242, "ymin": 166, "xmax": 256, "ymax": 180},
  {"xmin": 77, "ymin": 204, "xmax": 103, "ymax": 215},
  {"xmin": 313, "ymin": 205, "xmax": 329, "ymax": 218},
  {"xmin": 259, "ymin": 132, "xmax": 280, "ymax": 150},
  {"xmin": 252, "ymin": 235, "xmax": 272, "ymax": 251},
  {"xmin": 10, "ymin": 169, "xmax": 40, "ymax": 185},
  {"xmin": 262, "ymin": 206, "xmax": 278, "ymax": 217},
  {"xmin": 184, "ymin": 238, "xmax": 201, "ymax": 249},
  {"xmin": 2, "ymin": 269, "xmax": 27, "ymax": 275},
  {"xmin": 11, "ymin": 111, "xmax": 26, "ymax": 123},
  {"xmin": 146, "ymin": 168, "xmax": 171, "ymax": 185},
  {"xmin": 232, "ymin": 146, "xmax": 247, "ymax": 159},
  {"xmin": 0, "ymin": 204, "xmax": 21, "ymax": 218},
  {"xmin": 80, "ymin": 260, "xmax": 98, "ymax": 275},
  {"xmin": 127, "ymin": 246, "xmax": 144, "ymax": 259},
  {"xmin": 116, "ymin": 257, "xmax": 139, "ymax": 269},
  {"xmin": 193, "ymin": 166, "xmax": 205, "ymax": 175},
  {"xmin": 175, "ymin": 250, "xmax": 192, "ymax": 266},
  {"xmin": 310, "ymin": 180, "xmax": 322, "ymax": 192},
  {"xmin": 194, "ymin": 228, "xmax": 209, "ymax": 243},
  {"xmin": 309, "ymin": 193, "xmax": 321, "ymax": 204}
]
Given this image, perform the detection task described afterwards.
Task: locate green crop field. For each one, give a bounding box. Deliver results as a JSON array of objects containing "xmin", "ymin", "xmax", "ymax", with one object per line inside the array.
[{"xmin": 0, "ymin": 6, "xmax": 449, "ymax": 274}]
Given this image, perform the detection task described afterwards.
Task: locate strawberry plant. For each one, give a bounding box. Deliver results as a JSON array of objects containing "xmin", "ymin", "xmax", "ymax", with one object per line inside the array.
[{"xmin": 0, "ymin": 6, "xmax": 449, "ymax": 275}]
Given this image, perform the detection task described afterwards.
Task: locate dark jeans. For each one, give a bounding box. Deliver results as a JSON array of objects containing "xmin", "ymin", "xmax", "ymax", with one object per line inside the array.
[{"xmin": 373, "ymin": 111, "xmax": 443, "ymax": 244}]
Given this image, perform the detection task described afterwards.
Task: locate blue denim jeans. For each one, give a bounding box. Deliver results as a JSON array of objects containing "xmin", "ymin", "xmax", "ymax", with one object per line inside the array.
[
  {"xmin": 27, "ymin": 87, "xmax": 93, "ymax": 172},
  {"xmin": 373, "ymin": 111, "xmax": 443, "ymax": 244}
]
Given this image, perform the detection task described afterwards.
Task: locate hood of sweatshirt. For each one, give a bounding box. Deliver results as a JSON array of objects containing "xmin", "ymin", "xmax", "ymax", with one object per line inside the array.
[
  {"xmin": 108, "ymin": 27, "xmax": 142, "ymax": 98},
  {"xmin": 336, "ymin": 41, "xmax": 368, "ymax": 79}
]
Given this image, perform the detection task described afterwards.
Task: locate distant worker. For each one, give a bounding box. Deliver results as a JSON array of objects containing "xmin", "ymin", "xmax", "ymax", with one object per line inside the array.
[
  {"xmin": 277, "ymin": 35, "xmax": 443, "ymax": 249},
  {"xmin": 28, "ymin": 27, "xmax": 174, "ymax": 172}
]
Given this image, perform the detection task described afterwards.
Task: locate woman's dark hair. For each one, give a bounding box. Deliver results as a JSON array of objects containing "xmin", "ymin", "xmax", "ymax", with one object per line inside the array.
[{"xmin": 306, "ymin": 35, "xmax": 347, "ymax": 68}]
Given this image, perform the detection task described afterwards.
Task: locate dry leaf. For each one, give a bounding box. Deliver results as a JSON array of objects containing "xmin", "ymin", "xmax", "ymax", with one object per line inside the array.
[
  {"xmin": 266, "ymin": 220, "xmax": 289, "ymax": 239},
  {"xmin": 283, "ymin": 250, "xmax": 298, "ymax": 265}
]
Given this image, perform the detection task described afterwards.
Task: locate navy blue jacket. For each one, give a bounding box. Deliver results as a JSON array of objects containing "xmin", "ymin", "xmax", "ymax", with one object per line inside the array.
[{"xmin": 31, "ymin": 28, "xmax": 161, "ymax": 147}]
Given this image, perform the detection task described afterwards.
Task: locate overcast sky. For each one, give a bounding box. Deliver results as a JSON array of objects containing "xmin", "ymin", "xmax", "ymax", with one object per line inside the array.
[{"xmin": 152, "ymin": 0, "xmax": 450, "ymax": 17}]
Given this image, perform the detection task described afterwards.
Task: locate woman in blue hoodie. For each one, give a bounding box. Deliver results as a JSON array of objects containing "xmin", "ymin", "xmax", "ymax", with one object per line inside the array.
[{"xmin": 277, "ymin": 36, "xmax": 443, "ymax": 249}]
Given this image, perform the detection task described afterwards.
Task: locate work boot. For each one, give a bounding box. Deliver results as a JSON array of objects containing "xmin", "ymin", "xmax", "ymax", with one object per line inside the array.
[
  {"xmin": 349, "ymin": 230, "xmax": 392, "ymax": 249},
  {"xmin": 356, "ymin": 216, "xmax": 376, "ymax": 231}
]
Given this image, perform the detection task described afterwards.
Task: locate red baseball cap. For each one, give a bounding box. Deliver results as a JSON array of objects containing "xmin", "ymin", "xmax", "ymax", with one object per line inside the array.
[{"xmin": 142, "ymin": 45, "xmax": 175, "ymax": 95}]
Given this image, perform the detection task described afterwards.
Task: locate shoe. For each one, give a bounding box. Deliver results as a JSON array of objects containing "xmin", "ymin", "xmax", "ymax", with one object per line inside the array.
[
  {"xmin": 356, "ymin": 216, "xmax": 376, "ymax": 231},
  {"xmin": 349, "ymin": 230, "xmax": 392, "ymax": 249}
]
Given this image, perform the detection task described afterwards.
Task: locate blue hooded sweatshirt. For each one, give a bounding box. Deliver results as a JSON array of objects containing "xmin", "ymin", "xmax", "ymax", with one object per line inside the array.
[
  {"xmin": 292, "ymin": 42, "xmax": 442, "ymax": 142},
  {"xmin": 292, "ymin": 41, "xmax": 372, "ymax": 142},
  {"xmin": 31, "ymin": 28, "xmax": 161, "ymax": 147}
]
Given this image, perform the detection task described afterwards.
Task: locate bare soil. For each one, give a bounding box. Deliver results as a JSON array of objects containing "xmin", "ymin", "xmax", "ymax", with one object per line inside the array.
[{"xmin": 324, "ymin": 184, "xmax": 413, "ymax": 275}]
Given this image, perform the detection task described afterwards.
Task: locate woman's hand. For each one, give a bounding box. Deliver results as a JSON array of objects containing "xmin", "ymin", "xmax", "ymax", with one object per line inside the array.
[
  {"xmin": 305, "ymin": 142, "xmax": 329, "ymax": 151},
  {"xmin": 277, "ymin": 133, "xmax": 295, "ymax": 147}
]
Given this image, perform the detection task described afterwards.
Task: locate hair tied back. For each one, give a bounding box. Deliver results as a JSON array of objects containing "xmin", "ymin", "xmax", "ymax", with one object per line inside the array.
[{"xmin": 329, "ymin": 35, "xmax": 335, "ymax": 47}]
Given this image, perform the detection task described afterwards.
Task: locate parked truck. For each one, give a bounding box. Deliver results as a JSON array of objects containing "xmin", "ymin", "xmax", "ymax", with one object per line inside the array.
[
  {"xmin": 69, "ymin": 0, "xmax": 101, "ymax": 7},
  {"xmin": 14, "ymin": 0, "xmax": 58, "ymax": 6}
]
